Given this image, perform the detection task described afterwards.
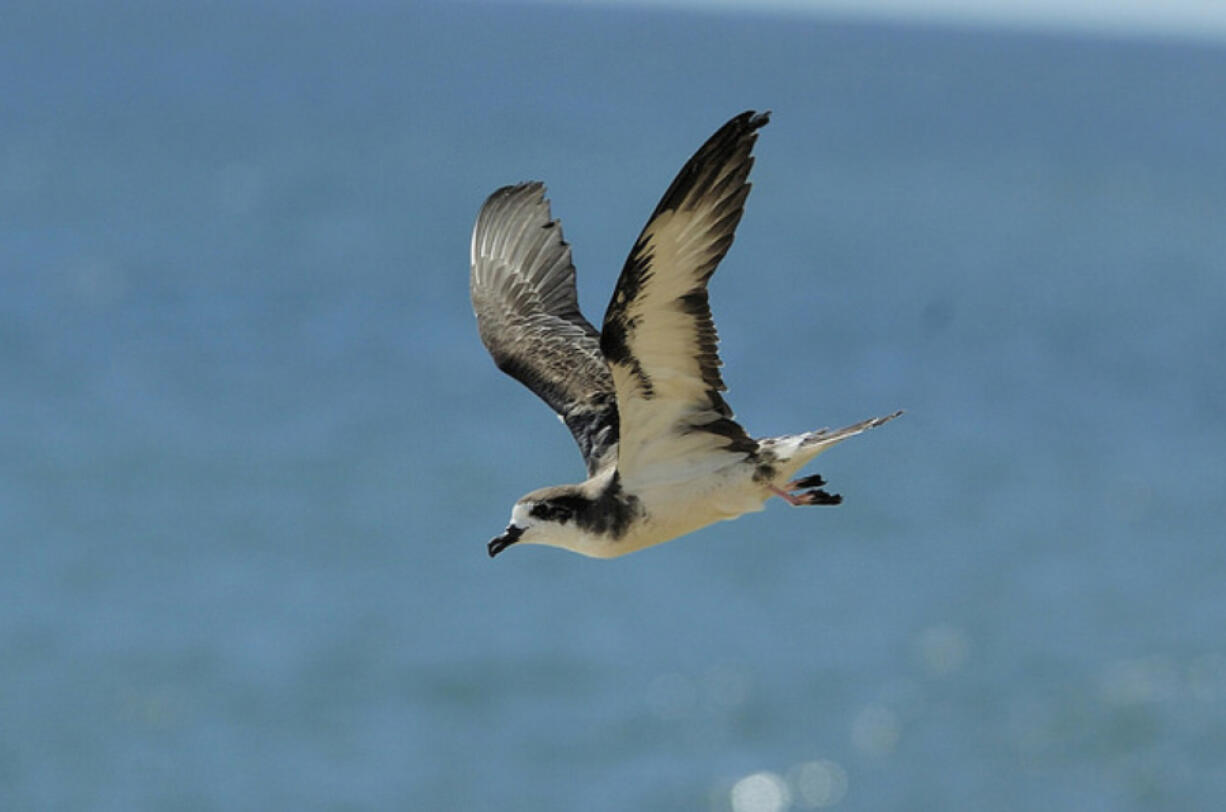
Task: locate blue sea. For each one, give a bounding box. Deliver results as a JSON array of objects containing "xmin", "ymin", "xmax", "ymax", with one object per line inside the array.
[{"xmin": 3, "ymin": 1, "xmax": 1225, "ymax": 809}]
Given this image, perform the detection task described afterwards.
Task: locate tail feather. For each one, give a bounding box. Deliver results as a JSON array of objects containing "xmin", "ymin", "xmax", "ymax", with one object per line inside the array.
[
  {"xmin": 801, "ymin": 410, "xmax": 903, "ymax": 450},
  {"xmin": 755, "ymin": 410, "xmax": 902, "ymax": 483}
]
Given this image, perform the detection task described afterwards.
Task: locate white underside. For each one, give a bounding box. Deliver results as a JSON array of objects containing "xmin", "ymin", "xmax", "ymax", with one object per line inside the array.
[{"xmin": 548, "ymin": 412, "xmax": 901, "ymax": 558}]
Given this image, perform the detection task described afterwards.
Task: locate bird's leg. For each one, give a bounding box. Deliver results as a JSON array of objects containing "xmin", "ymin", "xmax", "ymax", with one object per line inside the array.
[
  {"xmin": 769, "ymin": 485, "xmax": 805, "ymax": 506},
  {"xmin": 770, "ymin": 479, "xmax": 843, "ymax": 507}
]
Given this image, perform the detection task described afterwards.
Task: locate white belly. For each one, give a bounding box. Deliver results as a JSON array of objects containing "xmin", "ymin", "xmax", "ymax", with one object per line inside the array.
[{"xmin": 582, "ymin": 465, "xmax": 770, "ymax": 558}]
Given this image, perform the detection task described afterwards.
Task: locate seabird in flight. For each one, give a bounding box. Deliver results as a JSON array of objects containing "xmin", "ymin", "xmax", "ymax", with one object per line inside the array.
[{"xmin": 471, "ymin": 110, "xmax": 900, "ymax": 559}]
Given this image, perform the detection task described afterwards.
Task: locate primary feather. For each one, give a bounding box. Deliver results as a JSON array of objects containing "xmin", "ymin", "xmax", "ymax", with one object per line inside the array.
[{"xmin": 470, "ymin": 182, "xmax": 618, "ymax": 475}]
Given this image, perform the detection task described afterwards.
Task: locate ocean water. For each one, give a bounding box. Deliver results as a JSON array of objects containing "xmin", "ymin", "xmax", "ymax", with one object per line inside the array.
[{"xmin": 3, "ymin": 1, "xmax": 1225, "ymax": 809}]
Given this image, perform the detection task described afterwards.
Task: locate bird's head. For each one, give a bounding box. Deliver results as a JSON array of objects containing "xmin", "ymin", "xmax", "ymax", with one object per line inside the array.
[{"xmin": 487, "ymin": 487, "xmax": 587, "ymax": 557}]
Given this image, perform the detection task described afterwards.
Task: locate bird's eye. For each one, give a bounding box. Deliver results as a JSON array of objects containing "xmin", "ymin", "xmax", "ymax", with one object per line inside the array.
[{"xmin": 529, "ymin": 502, "xmax": 573, "ymax": 522}]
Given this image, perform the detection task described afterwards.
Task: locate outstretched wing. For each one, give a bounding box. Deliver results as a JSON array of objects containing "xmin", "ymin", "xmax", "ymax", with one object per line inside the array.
[
  {"xmin": 471, "ymin": 182, "xmax": 618, "ymax": 475},
  {"xmin": 600, "ymin": 111, "xmax": 768, "ymax": 483}
]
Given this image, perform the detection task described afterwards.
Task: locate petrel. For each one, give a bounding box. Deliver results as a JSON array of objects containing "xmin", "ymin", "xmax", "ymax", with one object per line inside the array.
[{"xmin": 472, "ymin": 111, "xmax": 900, "ymax": 559}]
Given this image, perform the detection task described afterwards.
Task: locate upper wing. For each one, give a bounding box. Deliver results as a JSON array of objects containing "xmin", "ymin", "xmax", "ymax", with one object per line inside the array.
[
  {"xmin": 471, "ymin": 182, "xmax": 618, "ymax": 475},
  {"xmin": 600, "ymin": 111, "xmax": 768, "ymax": 483}
]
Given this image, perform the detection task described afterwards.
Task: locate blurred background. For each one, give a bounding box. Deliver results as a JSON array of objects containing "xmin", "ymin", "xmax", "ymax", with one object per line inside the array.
[{"xmin": 3, "ymin": 0, "xmax": 1225, "ymax": 809}]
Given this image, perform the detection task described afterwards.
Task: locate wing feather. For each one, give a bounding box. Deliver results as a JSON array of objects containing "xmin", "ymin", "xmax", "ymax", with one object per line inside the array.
[
  {"xmin": 600, "ymin": 111, "xmax": 769, "ymax": 481},
  {"xmin": 470, "ymin": 183, "xmax": 618, "ymax": 474}
]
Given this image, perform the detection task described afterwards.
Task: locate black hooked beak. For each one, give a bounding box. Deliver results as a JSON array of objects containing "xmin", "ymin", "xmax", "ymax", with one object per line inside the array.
[{"xmin": 488, "ymin": 525, "xmax": 524, "ymax": 558}]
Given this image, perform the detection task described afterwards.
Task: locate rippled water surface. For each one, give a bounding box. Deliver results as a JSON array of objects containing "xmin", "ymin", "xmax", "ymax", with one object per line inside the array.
[{"xmin": 3, "ymin": 2, "xmax": 1225, "ymax": 809}]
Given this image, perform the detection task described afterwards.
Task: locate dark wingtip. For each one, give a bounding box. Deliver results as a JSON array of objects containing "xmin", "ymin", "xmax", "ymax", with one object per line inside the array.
[
  {"xmin": 746, "ymin": 109, "xmax": 771, "ymax": 130},
  {"xmin": 724, "ymin": 110, "xmax": 771, "ymax": 137}
]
